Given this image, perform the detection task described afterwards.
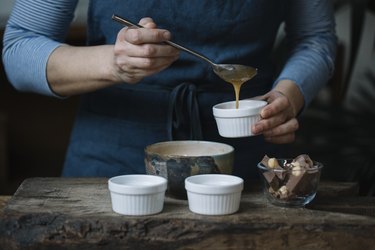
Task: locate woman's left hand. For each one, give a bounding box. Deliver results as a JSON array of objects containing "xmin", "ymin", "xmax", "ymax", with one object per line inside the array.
[{"xmin": 251, "ymin": 80, "xmax": 304, "ymax": 144}]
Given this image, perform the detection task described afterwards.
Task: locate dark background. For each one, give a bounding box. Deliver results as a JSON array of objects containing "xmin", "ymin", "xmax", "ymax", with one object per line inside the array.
[{"xmin": 1, "ymin": 1, "xmax": 374, "ymax": 195}]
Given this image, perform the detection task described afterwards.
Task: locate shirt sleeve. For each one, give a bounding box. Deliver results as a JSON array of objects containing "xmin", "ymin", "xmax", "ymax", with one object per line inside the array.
[
  {"xmin": 2, "ymin": 0, "xmax": 78, "ymax": 97},
  {"xmin": 274, "ymin": 0, "xmax": 337, "ymax": 108}
]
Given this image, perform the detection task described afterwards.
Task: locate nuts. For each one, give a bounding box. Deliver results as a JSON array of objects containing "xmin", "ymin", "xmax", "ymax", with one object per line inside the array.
[
  {"xmin": 277, "ymin": 185, "xmax": 289, "ymax": 199},
  {"xmin": 291, "ymin": 164, "xmax": 304, "ymax": 177},
  {"xmin": 260, "ymin": 154, "xmax": 320, "ymax": 202},
  {"xmin": 279, "ymin": 185, "xmax": 288, "ymax": 195},
  {"xmin": 267, "ymin": 158, "xmax": 280, "ymax": 168}
]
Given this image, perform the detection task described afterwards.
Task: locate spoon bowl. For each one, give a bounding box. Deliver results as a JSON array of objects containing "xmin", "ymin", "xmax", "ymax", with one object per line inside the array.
[{"xmin": 212, "ymin": 64, "xmax": 257, "ymax": 83}]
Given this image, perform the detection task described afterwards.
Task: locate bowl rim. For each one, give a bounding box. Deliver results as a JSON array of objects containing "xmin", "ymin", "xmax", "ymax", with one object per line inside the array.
[
  {"xmin": 185, "ymin": 174, "xmax": 244, "ymax": 194},
  {"xmin": 257, "ymin": 159, "xmax": 324, "ymax": 173},
  {"xmin": 108, "ymin": 174, "xmax": 167, "ymax": 195},
  {"xmin": 144, "ymin": 140, "xmax": 235, "ymax": 157},
  {"xmin": 213, "ymin": 100, "xmax": 267, "ymax": 117}
]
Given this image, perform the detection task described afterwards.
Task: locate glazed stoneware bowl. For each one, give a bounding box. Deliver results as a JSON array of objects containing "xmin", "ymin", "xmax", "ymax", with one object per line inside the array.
[{"xmin": 144, "ymin": 141, "xmax": 234, "ymax": 199}]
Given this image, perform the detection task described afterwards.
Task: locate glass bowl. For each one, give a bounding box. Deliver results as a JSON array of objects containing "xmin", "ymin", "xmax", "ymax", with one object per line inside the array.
[{"xmin": 257, "ymin": 158, "xmax": 323, "ymax": 207}]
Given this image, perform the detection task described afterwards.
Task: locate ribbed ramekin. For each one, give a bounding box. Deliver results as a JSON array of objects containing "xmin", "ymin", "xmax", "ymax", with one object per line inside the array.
[
  {"xmin": 213, "ymin": 100, "xmax": 267, "ymax": 138},
  {"xmin": 108, "ymin": 175, "xmax": 167, "ymax": 216},
  {"xmin": 185, "ymin": 174, "xmax": 244, "ymax": 215}
]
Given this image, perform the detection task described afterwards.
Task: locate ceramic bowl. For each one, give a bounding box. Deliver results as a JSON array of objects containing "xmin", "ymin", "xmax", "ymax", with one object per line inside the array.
[
  {"xmin": 108, "ymin": 174, "xmax": 167, "ymax": 215},
  {"xmin": 144, "ymin": 141, "xmax": 234, "ymax": 199},
  {"xmin": 213, "ymin": 99, "xmax": 267, "ymax": 138},
  {"xmin": 257, "ymin": 159, "xmax": 323, "ymax": 207},
  {"xmin": 185, "ymin": 174, "xmax": 244, "ymax": 215}
]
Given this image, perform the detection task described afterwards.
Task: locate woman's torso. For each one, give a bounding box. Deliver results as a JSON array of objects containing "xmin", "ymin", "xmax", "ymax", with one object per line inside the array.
[{"xmin": 63, "ymin": 0, "xmax": 289, "ymax": 179}]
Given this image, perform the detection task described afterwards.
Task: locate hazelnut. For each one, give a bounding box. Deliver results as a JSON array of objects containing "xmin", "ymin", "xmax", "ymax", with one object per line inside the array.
[
  {"xmin": 279, "ymin": 185, "xmax": 288, "ymax": 195},
  {"xmin": 291, "ymin": 164, "xmax": 304, "ymax": 176},
  {"xmin": 267, "ymin": 158, "xmax": 280, "ymax": 168},
  {"xmin": 277, "ymin": 185, "xmax": 290, "ymax": 199}
]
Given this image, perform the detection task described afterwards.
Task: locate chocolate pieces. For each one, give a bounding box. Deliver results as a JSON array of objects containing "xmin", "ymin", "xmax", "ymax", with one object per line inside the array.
[
  {"xmin": 260, "ymin": 154, "xmax": 320, "ymax": 200},
  {"xmin": 285, "ymin": 168, "xmax": 320, "ymax": 196}
]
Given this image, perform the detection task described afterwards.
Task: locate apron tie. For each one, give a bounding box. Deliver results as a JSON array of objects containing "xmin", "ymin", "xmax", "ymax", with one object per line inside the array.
[{"xmin": 167, "ymin": 82, "xmax": 203, "ymax": 140}]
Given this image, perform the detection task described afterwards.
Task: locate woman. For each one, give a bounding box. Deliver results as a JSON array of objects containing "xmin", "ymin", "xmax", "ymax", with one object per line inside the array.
[{"xmin": 2, "ymin": 0, "xmax": 336, "ymax": 179}]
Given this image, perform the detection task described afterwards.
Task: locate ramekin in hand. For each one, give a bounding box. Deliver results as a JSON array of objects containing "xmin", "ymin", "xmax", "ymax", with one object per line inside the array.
[{"xmin": 213, "ymin": 100, "xmax": 267, "ymax": 138}]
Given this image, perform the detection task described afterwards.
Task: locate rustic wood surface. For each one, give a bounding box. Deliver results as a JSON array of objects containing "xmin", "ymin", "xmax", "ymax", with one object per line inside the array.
[{"xmin": 0, "ymin": 177, "xmax": 375, "ymax": 250}]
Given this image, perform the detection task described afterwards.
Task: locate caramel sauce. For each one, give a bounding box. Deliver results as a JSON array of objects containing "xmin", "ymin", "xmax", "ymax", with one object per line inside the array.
[
  {"xmin": 230, "ymin": 79, "xmax": 244, "ymax": 109},
  {"xmin": 219, "ymin": 68, "xmax": 256, "ymax": 109}
]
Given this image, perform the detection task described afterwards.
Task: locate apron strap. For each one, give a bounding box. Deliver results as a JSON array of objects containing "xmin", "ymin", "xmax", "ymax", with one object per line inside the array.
[{"xmin": 167, "ymin": 82, "xmax": 203, "ymax": 140}]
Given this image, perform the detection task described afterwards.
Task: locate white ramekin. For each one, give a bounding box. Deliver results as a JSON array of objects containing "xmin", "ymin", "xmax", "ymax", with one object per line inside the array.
[
  {"xmin": 108, "ymin": 175, "xmax": 167, "ymax": 216},
  {"xmin": 213, "ymin": 100, "xmax": 267, "ymax": 138},
  {"xmin": 185, "ymin": 174, "xmax": 244, "ymax": 215}
]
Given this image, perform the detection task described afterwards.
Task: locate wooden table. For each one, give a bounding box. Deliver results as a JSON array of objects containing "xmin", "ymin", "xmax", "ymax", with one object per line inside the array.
[{"xmin": 1, "ymin": 178, "xmax": 375, "ymax": 250}]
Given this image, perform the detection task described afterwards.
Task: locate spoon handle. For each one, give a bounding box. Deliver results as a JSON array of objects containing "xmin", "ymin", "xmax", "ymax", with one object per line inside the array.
[{"xmin": 112, "ymin": 14, "xmax": 215, "ymax": 66}]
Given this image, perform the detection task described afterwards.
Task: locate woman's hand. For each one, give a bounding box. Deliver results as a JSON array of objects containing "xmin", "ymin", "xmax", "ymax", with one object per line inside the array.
[
  {"xmin": 251, "ymin": 80, "xmax": 304, "ymax": 144},
  {"xmin": 47, "ymin": 18, "xmax": 179, "ymax": 96},
  {"xmin": 113, "ymin": 17, "xmax": 180, "ymax": 84}
]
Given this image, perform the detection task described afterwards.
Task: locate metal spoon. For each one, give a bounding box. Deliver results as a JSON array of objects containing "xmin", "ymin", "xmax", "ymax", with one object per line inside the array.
[{"xmin": 112, "ymin": 14, "xmax": 258, "ymax": 83}]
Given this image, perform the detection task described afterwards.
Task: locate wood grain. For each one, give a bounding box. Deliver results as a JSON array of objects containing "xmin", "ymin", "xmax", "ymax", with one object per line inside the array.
[{"xmin": 0, "ymin": 178, "xmax": 374, "ymax": 250}]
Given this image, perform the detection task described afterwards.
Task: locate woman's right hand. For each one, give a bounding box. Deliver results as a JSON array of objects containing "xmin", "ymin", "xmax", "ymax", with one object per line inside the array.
[
  {"xmin": 113, "ymin": 17, "xmax": 180, "ymax": 84},
  {"xmin": 46, "ymin": 18, "xmax": 179, "ymax": 96}
]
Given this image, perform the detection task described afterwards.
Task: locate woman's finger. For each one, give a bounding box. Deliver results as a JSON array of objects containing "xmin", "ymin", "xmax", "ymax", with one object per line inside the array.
[
  {"xmin": 260, "ymin": 93, "xmax": 290, "ymax": 119},
  {"xmin": 124, "ymin": 27, "xmax": 171, "ymax": 45},
  {"xmin": 139, "ymin": 17, "xmax": 157, "ymax": 28}
]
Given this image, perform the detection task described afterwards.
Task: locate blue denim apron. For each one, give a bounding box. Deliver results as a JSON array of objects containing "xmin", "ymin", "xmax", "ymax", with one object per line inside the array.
[{"xmin": 62, "ymin": 0, "xmax": 289, "ymax": 180}]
